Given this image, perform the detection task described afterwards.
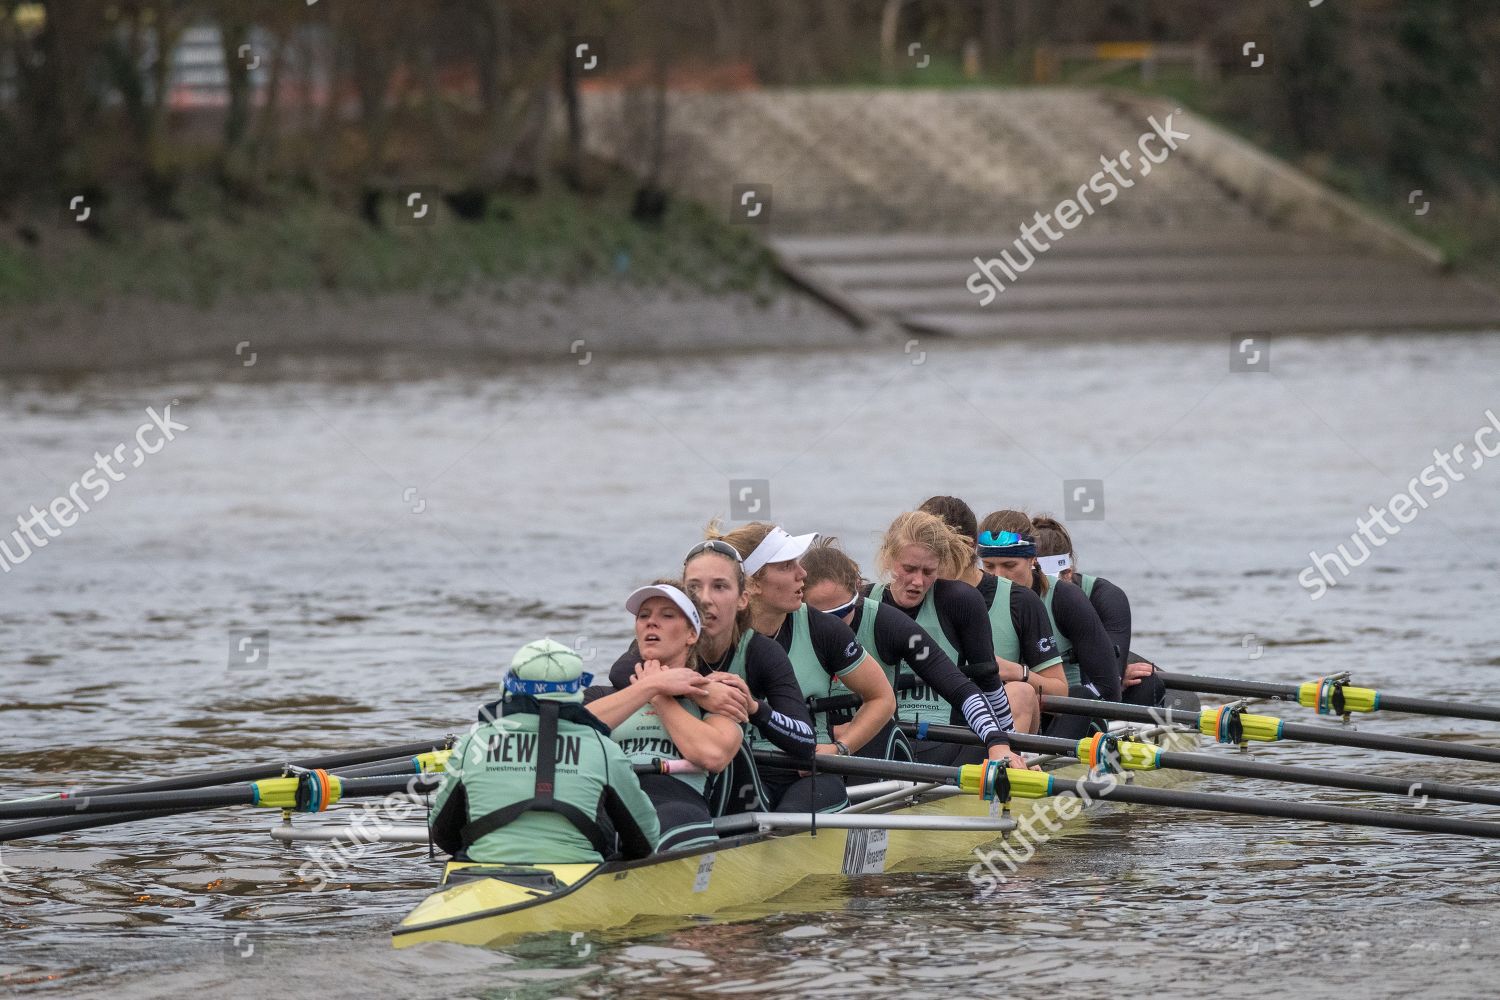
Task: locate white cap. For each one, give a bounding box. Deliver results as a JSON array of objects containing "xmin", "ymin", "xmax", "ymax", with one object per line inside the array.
[
  {"xmin": 625, "ymin": 584, "xmax": 703, "ymax": 635},
  {"xmin": 1037, "ymin": 553, "xmax": 1073, "ymax": 577},
  {"xmin": 742, "ymin": 526, "xmax": 817, "ymax": 576}
]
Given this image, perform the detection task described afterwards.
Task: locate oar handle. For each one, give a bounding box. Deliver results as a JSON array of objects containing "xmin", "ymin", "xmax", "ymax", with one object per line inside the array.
[{"xmin": 807, "ymin": 675, "xmax": 920, "ymax": 715}]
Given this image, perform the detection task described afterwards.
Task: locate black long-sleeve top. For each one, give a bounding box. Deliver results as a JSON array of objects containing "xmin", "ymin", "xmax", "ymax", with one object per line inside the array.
[{"xmin": 1050, "ymin": 579, "xmax": 1122, "ymax": 702}]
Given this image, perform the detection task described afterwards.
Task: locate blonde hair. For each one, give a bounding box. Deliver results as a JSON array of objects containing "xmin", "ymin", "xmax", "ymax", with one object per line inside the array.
[
  {"xmin": 876, "ymin": 510, "xmax": 973, "ymax": 580},
  {"xmin": 704, "ymin": 519, "xmax": 776, "ymax": 576}
]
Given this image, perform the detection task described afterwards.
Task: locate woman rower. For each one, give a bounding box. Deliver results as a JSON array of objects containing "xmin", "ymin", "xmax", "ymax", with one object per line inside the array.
[
  {"xmin": 802, "ymin": 538, "xmax": 1018, "ymax": 767},
  {"xmin": 977, "ymin": 510, "xmax": 1123, "ymax": 720},
  {"xmin": 867, "ymin": 510, "xmax": 1035, "ymax": 744},
  {"xmin": 704, "ymin": 521, "xmax": 896, "ymax": 808},
  {"xmin": 1029, "ymin": 514, "xmax": 1163, "ymax": 707},
  {"xmin": 918, "ymin": 496, "xmax": 1070, "ymax": 722},
  {"xmin": 606, "ymin": 538, "xmax": 818, "ymax": 807},
  {"xmin": 428, "ymin": 639, "xmax": 661, "ymax": 864},
  {"xmin": 587, "ymin": 582, "xmax": 744, "ymax": 851}
]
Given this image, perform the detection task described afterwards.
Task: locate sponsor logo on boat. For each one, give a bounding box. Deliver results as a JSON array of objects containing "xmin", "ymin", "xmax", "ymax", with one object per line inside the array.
[{"xmin": 841, "ymin": 828, "xmax": 889, "ymax": 875}]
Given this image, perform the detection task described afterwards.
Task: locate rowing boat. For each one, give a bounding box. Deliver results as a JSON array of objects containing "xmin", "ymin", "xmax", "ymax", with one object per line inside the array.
[{"xmin": 387, "ymin": 725, "xmax": 1200, "ymax": 948}]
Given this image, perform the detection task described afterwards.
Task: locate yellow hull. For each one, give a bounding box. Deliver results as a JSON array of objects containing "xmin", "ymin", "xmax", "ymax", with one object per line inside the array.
[{"xmin": 393, "ymin": 733, "xmax": 1199, "ymax": 949}]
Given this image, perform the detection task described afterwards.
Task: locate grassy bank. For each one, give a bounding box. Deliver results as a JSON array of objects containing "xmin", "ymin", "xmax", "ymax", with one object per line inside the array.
[{"xmin": 0, "ymin": 178, "xmax": 782, "ymax": 311}]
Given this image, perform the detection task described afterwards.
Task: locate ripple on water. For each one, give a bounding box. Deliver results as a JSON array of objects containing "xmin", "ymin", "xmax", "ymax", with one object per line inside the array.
[{"xmin": 7, "ymin": 337, "xmax": 1500, "ymax": 998}]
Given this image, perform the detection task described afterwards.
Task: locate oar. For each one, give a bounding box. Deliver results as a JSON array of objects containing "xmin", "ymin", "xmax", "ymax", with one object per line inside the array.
[
  {"xmin": 1041, "ymin": 695, "xmax": 1500, "ymax": 765},
  {"xmin": 0, "ymin": 772, "xmax": 444, "ymax": 841},
  {"xmin": 895, "ymin": 720, "xmax": 1500, "ymax": 808},
  {"xmin": 753, "ymin": 750, "xmax": 1500, "ymax": 841},
  {"xmin": 0, "ymin": 807, "xmax": 210, "ymax": 842},
  {"xmin": 1, "ymin": 739, "xmax": 451, "ymax": 805},
  {"xmin": 1158, "ymin": 671, "xmax": 1500, "ymax": 724}
]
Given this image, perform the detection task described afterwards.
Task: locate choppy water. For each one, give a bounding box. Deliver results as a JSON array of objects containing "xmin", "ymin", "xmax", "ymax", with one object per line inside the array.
[{"xmin": 3, "ymin": 331, "xmax": 1500, "ymax": 999}]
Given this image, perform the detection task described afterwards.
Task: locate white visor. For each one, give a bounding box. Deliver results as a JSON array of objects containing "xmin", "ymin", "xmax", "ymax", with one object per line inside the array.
[
  {"xmin": 1037, "ymin": 553, "xmax": 1073, "ymax": 577},
  {"xmin": 742, "ymin": 526, "xmax": 817, "ymax": 576},
  {"xmin": 625, "ymin": 584, "xmax": 702, "ymax": 635}
]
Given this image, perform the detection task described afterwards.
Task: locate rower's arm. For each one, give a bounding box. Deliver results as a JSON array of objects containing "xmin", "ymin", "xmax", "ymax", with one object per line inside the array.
[
  {"xmin": 744, "ymin": 642, "xmax": 817, "ymax": 758},
  {"xmin": 1087, "ymin": 577, "xmax": 1132, "ymax": 676},
  {"xmin": 827, "ymin": 656, "xmax": 896, "ymax": 753},
  {"xmin": 598, "ymin": 737, "xmax": 661, "ymax": 858},
  {"xmin": 1012, "ymin": 586, "xmax": 1069, "ymax": 694},
  {"xmin": 652, "ymin": 696, "xmax": 743, "ymax": 772},
  {"xmin": 1054, "ymin": 583, "xmax": 1122, "ymax": 701},
  {"xmin": 427, "ymin": 733, "xmax": 476, "ymax": 857},
  {"xmin": 585, "ymin": 679, "xmax": 663, "ymax": 730},
  {"xmin": 878, "ymin": 608, "xmax": 1007, "ymax": 750},
  {"xmin": 1028, "ymin": 662, "xmax": 1069, "ymax": 698}
]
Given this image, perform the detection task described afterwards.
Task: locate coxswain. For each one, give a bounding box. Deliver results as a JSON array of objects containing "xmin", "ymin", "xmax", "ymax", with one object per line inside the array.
[{"xmin": 427, "ymin": 639, "xmax": 661, "ymax": 864}]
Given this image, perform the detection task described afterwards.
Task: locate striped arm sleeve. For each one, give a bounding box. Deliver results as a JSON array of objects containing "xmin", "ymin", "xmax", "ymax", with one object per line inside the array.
[
  {"xmin": 982, "ymin": 684, "xmax": 1016, "ymax": 734},
  {"xmin": 958, "ymin": 692, "xmax": 1006, "ymax": 750},
  {"xmin": 755, "ymin": 704, "xmax": 817, "ymax": 756}
]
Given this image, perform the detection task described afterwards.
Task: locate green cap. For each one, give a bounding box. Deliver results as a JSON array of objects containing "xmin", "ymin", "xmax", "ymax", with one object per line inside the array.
[{"xmin": 505, "ymin": 639, "xmax": 588, "ymax": 703}]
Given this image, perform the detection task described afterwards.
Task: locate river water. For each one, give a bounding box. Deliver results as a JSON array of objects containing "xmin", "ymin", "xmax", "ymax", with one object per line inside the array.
[{"xmin": 2, "ymin": 331, "xmax": 1499, "ymax": 999}]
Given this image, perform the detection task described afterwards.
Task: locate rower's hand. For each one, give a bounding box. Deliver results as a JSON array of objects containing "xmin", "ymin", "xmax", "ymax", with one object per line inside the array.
[
  {"xmin": 704, "ymin": 671, "xmax": 759, "ymax": 719},
  {"xmin": 690, "ymin": 677, "xmax": 752, "ymax": 723},
  {"xmin": 636, "ymin": 661, "xmax": 708, "ymax": 698},
  {"xmin": 1123, "ymin": 661, "xmax": 1156, "ymax": 689},
  {"xmin": 988, "ymin": 745, "xmax": 1035, "ymax": 771}
]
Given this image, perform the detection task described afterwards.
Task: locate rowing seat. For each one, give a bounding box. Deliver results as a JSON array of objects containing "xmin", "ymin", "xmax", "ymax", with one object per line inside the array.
[{"xmin": 442, "ymin": 863, "xmax": 562, "ymax": 891}]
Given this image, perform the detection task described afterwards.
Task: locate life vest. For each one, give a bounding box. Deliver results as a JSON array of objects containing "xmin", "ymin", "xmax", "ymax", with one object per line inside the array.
[
  {"xmin": 984, "ymin": 574, "xmax": 1022, "ymax": 664},
  {"xmin": 459, "ymin": 700, "xmax": 612, "ymax": 856}
]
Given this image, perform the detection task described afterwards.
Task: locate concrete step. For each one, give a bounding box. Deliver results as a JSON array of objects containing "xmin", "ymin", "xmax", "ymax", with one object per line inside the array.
[
  {"xmin": 772, "ymin": 230, "xmax": 1340, "ymax": 263},
  {"xmin": 806, "ymin": 254, "xmax": 1419, "ymax": 290},
  {"xmin": 858, "ymin": 276, "xmax": 1499, "ymax": 313},
  {"xmin": 904, "ymin": 300, "xmax": 1500, "ymax": 338}
]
